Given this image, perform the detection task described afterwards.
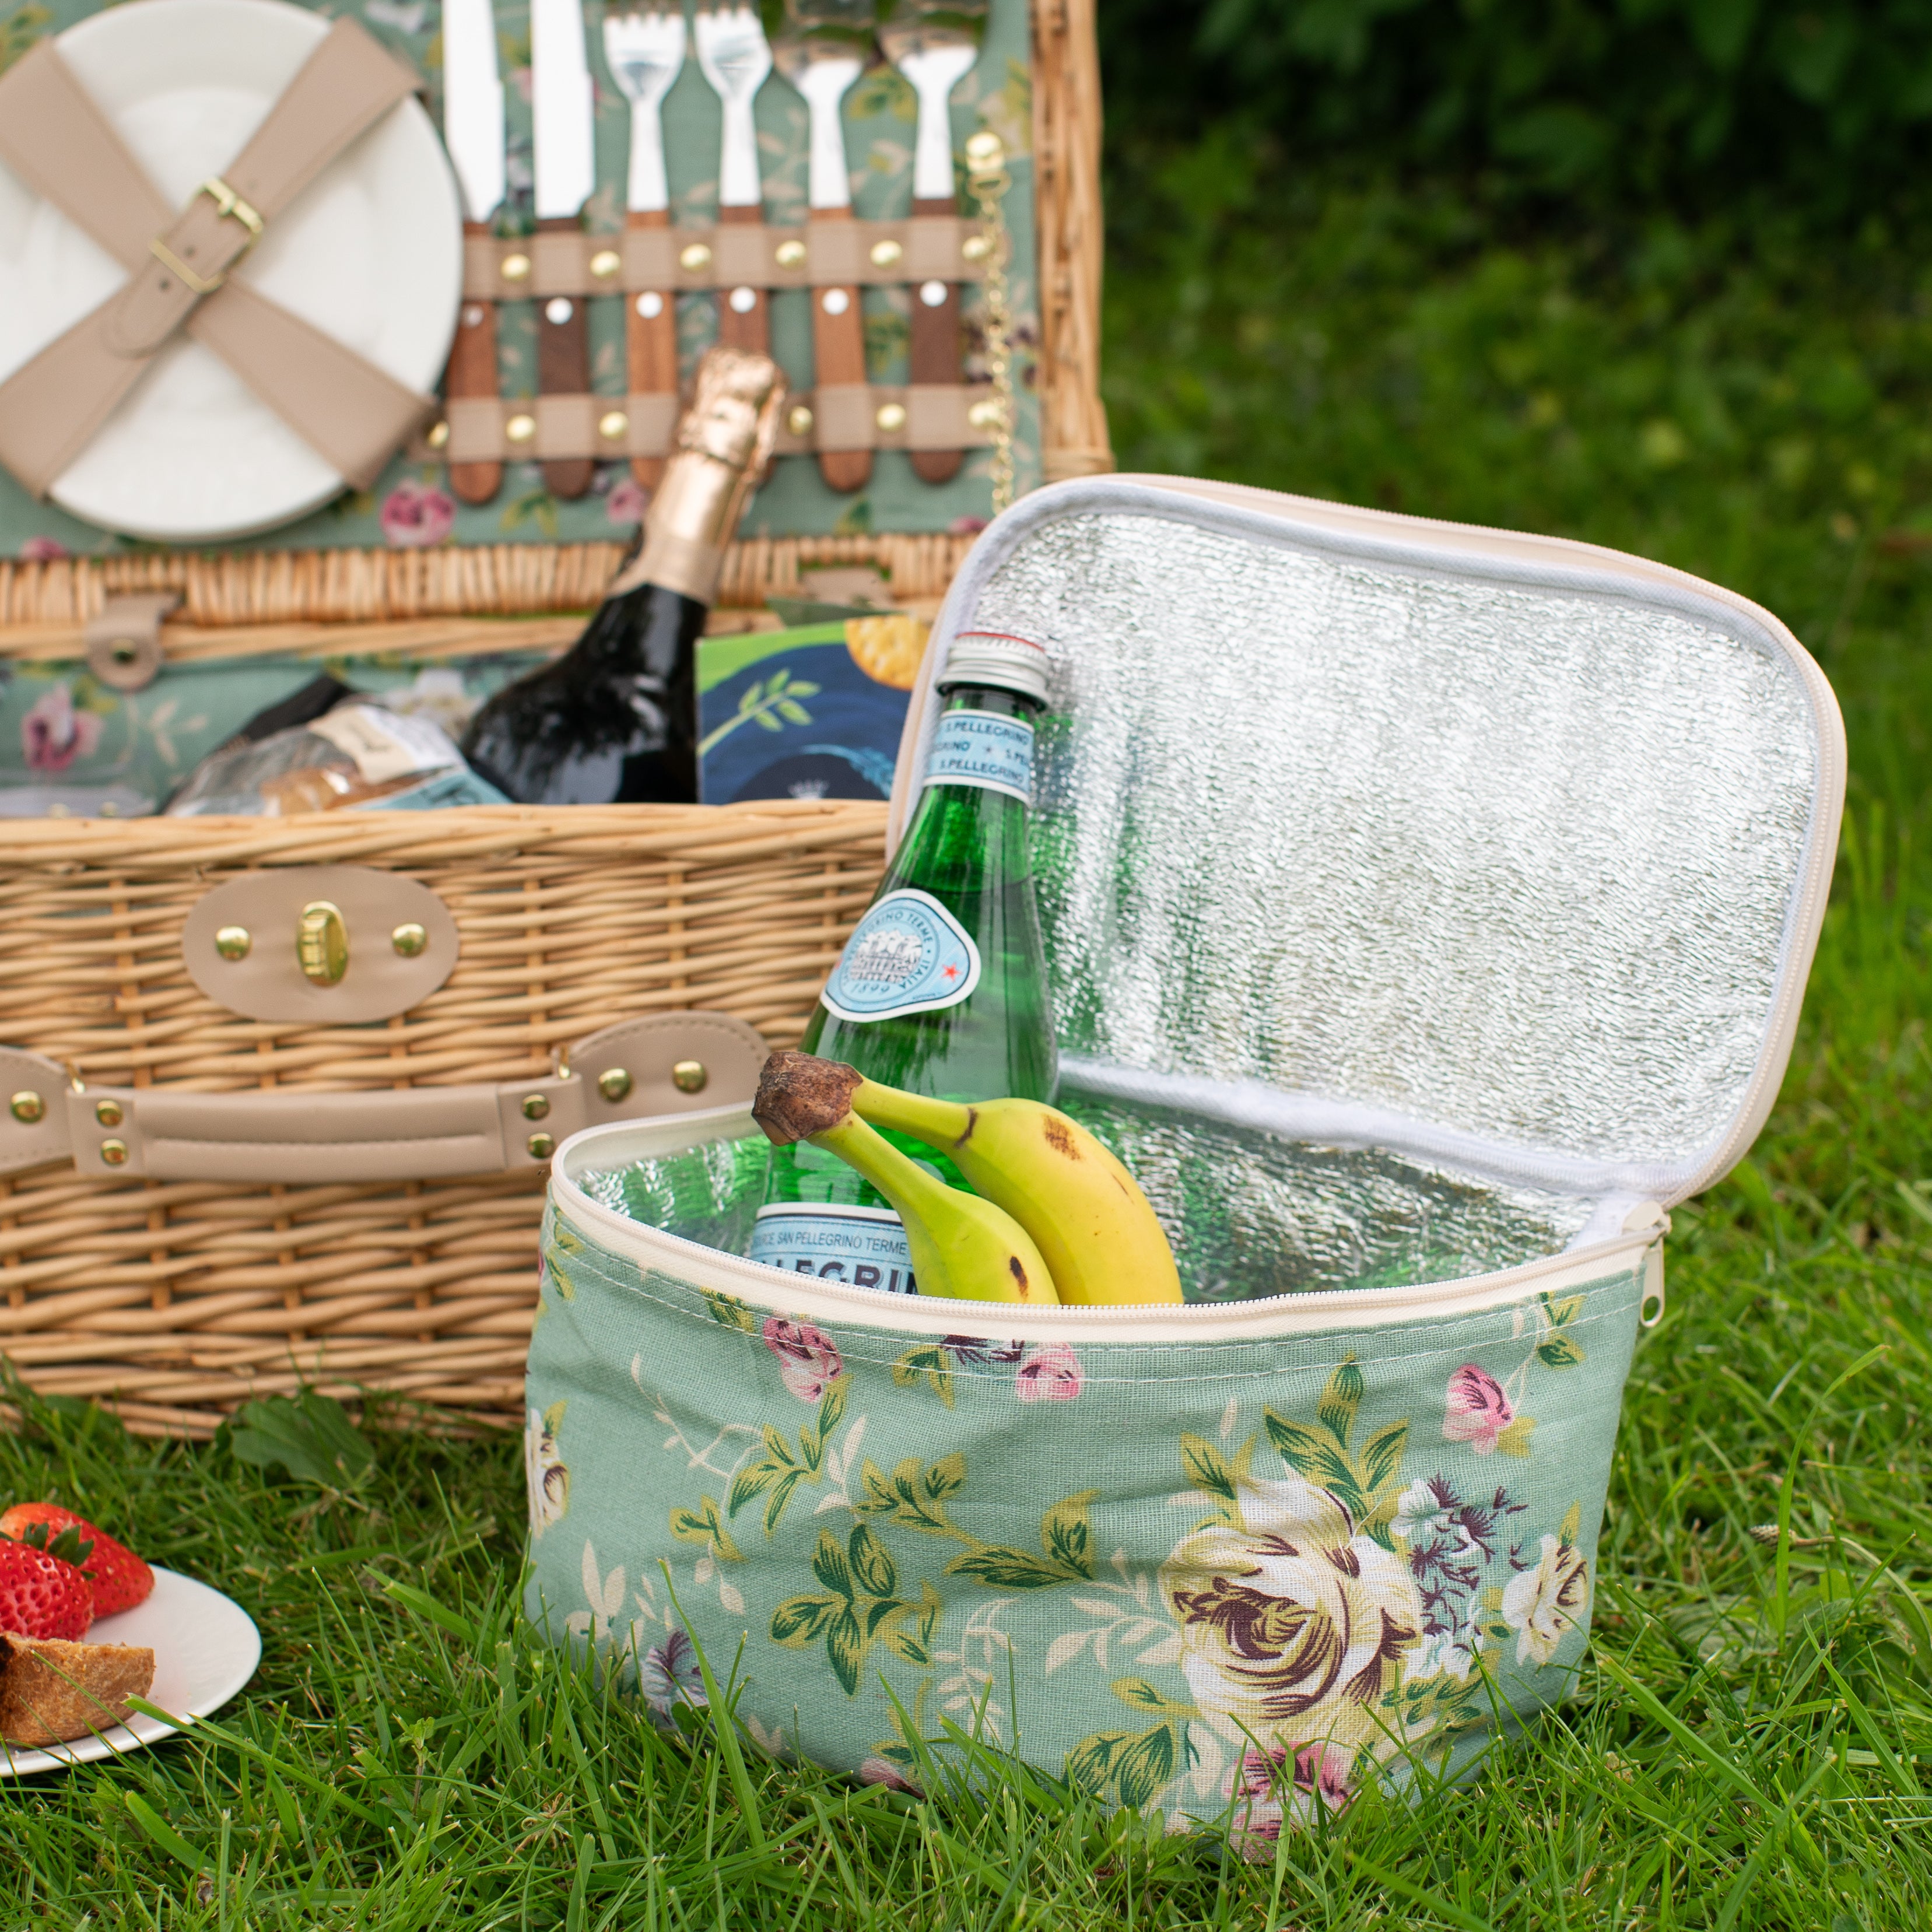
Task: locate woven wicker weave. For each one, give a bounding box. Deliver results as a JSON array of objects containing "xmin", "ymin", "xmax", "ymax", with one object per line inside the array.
[{"xmin": 0, "ymin": 801, "xmax": 885, "ymax": 1437}]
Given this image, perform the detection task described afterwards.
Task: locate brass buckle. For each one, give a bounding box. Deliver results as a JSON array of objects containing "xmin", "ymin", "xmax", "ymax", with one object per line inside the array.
[
  {"xmin": 198, "ymin": 176, "xmax": 264, "ymax": 243},
  {"xmin": 147, "ymin": 177, "xmax": 265, "ymax": 295}
]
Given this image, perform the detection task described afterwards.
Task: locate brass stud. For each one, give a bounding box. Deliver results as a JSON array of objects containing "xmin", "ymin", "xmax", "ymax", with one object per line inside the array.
[
  {"xmin": 522, "ymin": 1093, "xmax": 551, "ymax": 1121},
  {"xmin": 962, "ymin": 233, "xmax": 993, "ymax": 263},
  {"xmin": 215, "ymin": 924, "xmax": 251, "ymax": 961},
  {"xmin": 500, "ymin": 251, "xmax": 532, "ymax": 283},
  {"xmin": 786, "ymin": 404, "xmax": 815, "ymax": 438},
  {"xmin": 671, "ymin": 1059, "xmax": 708, "ymax": 1095},
  {"xmin": 391, "ymin": 922, "xmax": 428, "ymax": 958},
  {"xmin": 875, "ymin": 401, "xmax": 907, "ymax": 433},
  {"xmin": 967, "ymin": 397, "xmax": 1005, "ymax": 430},
  {"xmin": 506, "ymin": 413, "xmax": 537, "ymax": 445},
  {"xmin": 598, "ymin": 1067, "xmax": 633, "ymax": 1102},
  {"xmin": 527, "ymin": 1131, "xmax": 556, "ymax": 1159},
  {"xmin": 964, "ymin": 131, "xmax": 1005, "ymax": 171},
  {"xmin": 774, "ymin": 237, "xmax": 807, "ymax": 268},
  {"xmin": 100, "ymin": 1138, "xmax": 128, "ymax": 1166},
  {"xmin": 9, "ymin": 1091, "xmax": 45, "ymax": 1124},
  {"xmin": 679, "ymin": 241, "xmax": 712, "ymax": 272},
  {"xmin": 94, "ymin": 1099, "xmax": 124, "ymax": 1128},
  {"xmin": 598, "ymin": 409, "xmax": 630, "ymax": 442},
  {"xmin": 869, "ymin": 237, "xmax": 903, "ymax": 268},
  {"xmin": 425, "ymin": 419, "xmax": 451, "ymax": 451},
  {"xmin": 590, "ymin": 247, "xmax": 622, "ymax": 279}
]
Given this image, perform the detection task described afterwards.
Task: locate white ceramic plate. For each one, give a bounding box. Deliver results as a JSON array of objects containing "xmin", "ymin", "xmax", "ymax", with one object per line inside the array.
[
  {"xmin": 0, "ymin": 1566, "xmax": 263, "ymax": 1777},
  {"xmin": 0, "ymin": 0, "xmax": 461, "ymax": 542}
]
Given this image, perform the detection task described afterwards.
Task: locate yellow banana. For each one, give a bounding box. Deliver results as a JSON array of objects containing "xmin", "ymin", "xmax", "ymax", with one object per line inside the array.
[
  {"xmin": 752, "ymin": 1053, "xmax": 1058, "ymax": 1306},
  {"xmin": 848, "ymin": 1078, "xmax": 1184, "ymax": 1307}
]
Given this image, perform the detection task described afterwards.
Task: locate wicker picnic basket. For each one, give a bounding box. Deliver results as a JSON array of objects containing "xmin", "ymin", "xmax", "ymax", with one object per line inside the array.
[{"xmin": 0, "ymin": 0, "xmax": 1107, "ymax": 1437}]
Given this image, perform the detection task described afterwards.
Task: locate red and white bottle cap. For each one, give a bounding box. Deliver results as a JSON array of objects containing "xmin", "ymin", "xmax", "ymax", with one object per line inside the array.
[{"xmin": 938, "ymin": 629, "xmax": 1050, "ymax": 703}]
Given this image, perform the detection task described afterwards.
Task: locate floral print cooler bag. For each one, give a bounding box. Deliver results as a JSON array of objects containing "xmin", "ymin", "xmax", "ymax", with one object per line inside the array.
[{"xmin": 521, "ymin": 476, "xmax": 1845, "ymax": 1836}]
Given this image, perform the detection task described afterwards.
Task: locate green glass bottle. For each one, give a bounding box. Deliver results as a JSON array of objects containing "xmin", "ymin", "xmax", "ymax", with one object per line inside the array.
[{"xmin": 752, "ymin": 629, "xmax": 1056, "ymax": 1293}]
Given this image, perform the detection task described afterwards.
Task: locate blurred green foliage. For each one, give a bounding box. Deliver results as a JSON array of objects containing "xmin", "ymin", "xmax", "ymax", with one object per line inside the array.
[{"xmin": 1102, "ymin": 0, "xmax": 1932, "ymax": 222}]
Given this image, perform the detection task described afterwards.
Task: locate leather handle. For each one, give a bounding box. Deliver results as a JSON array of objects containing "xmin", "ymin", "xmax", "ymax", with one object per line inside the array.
[
  {"xmin": 445, "ymin": 220, "xmax": 503, "ymax": 504},
  {"xmin": 906, "ymin": 195, "xmax": 963, "ymax": 484},
  {"xmin": 625, "ymin": 208, "xmax": 677, "ymax": 490},
  {"xmin": 810, "ymin": 212, "xmax": 870, "ymax": 493},
  {"xmin": 0, "ymin": 1013, "xmax": 767, "ymax": 1185},
  {"xmin": 715, "ymin": 204, "xmax": 769, "ymax": 353},
  {"xmin": 535, "ymin": 216, "xmax": 594, "ymax": 499}
]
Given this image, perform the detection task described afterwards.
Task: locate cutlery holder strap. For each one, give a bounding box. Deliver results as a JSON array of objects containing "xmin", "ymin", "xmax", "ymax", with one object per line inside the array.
[
  {"xmin": 0, "ymin": 1012, "xmax": 766, "ymax": 1185},
  {"xmin": 0, "ymin": 22, "xmax": 433, "ymax": 498}
]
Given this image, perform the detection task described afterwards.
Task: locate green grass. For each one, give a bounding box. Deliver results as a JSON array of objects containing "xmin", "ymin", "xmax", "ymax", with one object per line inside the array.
[{"xmin": 7, "ymin": 172, "xmax": 1932, "ymax": 1927}]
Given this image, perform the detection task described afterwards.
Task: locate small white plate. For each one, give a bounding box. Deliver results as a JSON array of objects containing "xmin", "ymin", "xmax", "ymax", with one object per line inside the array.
[
  {"xmin": 1, "ymin": 1566, "xmax": 263, "ymax": 1777},
  {"xmin": 0, "ymin": 0, "xmax": 461, "ymax": 542}
]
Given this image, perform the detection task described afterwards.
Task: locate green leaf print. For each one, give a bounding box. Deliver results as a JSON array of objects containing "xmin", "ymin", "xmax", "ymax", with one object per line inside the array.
[
  {"xmin": 728, "ymin": 1384, "xmax": 848, "ymax": 1535},
  {"xmin": 1110, "ymin": 1677, "xmax": 1195, "ymax": 1720},
  {"xmin": 770, "ymin": 1524, "xmax": 927, "ymax": 1698},
  {"xmin": 1180, "ymin": 1433, "xmax": 1237, "ymax": 1501},
  {"xmin": 1537, "ymin": 1334, "xmax": 1587, "ymax": 1369},
  {"xmin": 891, "ymin": 1345, "xmax": 954, "ymax": 1407},
  {"xmin": 702, "ymin": 1291, "xmax": 759, "ymax": 1334},
  {"xmin": 946, "ymin": 1491, "xmax": 1098, "ymax": 1591},
  {"xmin": 1065, "ymin": 1720, "xmax": 1186, "ymax": 1810},
  {"xmin": 1264, "ymin": 1355, "xmax": 1411, "ymax": 1547},
  {"xmin": 668, "ymin": 1494, "xmax": 742, "ymax": 1565}
]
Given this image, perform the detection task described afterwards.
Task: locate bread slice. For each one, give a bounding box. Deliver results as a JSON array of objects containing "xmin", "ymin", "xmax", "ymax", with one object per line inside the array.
[{"xmin": 0, "ymin": 1632, "xmax": 156, "ymax": 1747}]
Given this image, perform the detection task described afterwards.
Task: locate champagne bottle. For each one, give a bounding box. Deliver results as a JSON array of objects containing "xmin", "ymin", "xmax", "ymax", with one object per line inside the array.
[
  {"xmin": 460, "ymin": 348, "xmax": 786, "ymax": 804},
  {"xmin": 752, "ymin": 629, "xmax": 1057, "ymax": 1292}
]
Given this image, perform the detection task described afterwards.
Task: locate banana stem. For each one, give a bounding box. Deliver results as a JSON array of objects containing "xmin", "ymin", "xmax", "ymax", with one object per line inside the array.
[
  {"xmin": 809, "ymin": 1114, "xmax": 960, "ymax": 1222},
  {"xmin": 850, "ymin": 1081, "xmax": 973, "ymax": 1152}
]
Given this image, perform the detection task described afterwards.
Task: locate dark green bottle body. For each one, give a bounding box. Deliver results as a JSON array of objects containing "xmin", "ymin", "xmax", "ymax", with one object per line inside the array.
[{"xmin": 753, "ymin": 682, "xmax": 1056, "ymax": 1288}]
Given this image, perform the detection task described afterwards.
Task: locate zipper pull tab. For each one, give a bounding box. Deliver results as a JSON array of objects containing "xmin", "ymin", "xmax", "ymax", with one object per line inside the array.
[{"xmin": 1622, "ymin": 1200, "xmax": 1670, "ymax": 1327}]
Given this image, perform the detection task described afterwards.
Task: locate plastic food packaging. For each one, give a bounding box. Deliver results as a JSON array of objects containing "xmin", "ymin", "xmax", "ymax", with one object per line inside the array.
[{"xmin": 164, "ymin": 701, "xmax": 509, "ymax": 816}]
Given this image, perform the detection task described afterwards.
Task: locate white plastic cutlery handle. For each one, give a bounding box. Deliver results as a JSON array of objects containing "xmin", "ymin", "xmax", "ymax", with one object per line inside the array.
[
  {"xmin": 899, "ymin": 44, "xmax": 976, "ymax": 204},
  {"xmin": 797, "ymin": 58, "xmax": 862, "ymax": 211}
]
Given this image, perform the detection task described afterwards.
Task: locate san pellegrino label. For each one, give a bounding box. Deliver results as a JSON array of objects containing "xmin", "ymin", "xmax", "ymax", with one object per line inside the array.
[
  {"xmin": 748, "ymin": 1203, "xmax": 918, "ymax": 1294},
  {"xmin": 923, "ymin": 709, "xmax": 1035, "ymax": 804},
  {"xmin": 819, "ymin": 888, "xmax": 981, "ymax": 1023}
]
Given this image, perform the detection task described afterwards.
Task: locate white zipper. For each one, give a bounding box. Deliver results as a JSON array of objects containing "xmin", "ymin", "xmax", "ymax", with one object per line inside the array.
[{"xmin": 550, "ymin": 1112, "xmax": 1665, "ymax": 1347}]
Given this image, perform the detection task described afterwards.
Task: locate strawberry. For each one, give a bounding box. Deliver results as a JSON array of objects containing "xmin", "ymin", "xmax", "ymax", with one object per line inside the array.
[
  {"xmin": 0, "ymin": 1535, "xmax": 93, "ymax": 1640},
  {"xmin": 0, "ymin": 1504, "xmax": 154, "ymax": 1618}
]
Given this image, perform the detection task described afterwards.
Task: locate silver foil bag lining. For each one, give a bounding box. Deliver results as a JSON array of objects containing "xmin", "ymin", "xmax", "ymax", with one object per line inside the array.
[
  {"xmin": 967, "ymin": 510, "xmax": 1819, "ymax": 1181},
  {"xmin": 576, "ymin": 1094, "xmax": 1597, "ymax": 1303}
]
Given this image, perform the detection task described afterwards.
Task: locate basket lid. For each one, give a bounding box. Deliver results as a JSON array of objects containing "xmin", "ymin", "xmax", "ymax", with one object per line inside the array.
[{"xmin": 888, "ymin": 476, "xmax": 1845, "ymax": 1205}]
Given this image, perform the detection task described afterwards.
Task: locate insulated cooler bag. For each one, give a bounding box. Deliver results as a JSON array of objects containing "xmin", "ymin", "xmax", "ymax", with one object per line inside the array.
[{"xmin": 522, "ymin": 475, "xmax": 1845, "ymax": 1833}]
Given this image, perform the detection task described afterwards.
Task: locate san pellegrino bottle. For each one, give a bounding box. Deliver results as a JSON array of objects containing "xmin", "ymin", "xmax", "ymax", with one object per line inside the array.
[
  {"xmin": 753, "ymin": 629, "xmax": 1057, "ymax": 1292},
  {"xmin": 460, "ymin": 348, "xmax": 785, "ymax": 804}
]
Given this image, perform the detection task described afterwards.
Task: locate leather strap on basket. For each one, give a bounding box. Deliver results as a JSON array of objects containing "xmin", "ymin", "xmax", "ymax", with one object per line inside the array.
[
  {"xmin": 0, "ymin": 22, "xmax": 436, "ymax": 498},
  {"xmin": 0, "ymin": 1012, "xmax": 766, "ymax": 1186}
]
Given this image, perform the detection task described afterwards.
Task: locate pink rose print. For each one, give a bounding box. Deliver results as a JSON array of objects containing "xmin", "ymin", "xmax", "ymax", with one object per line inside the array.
[
  {"xmin": 378, "ymin": 479, "xmax": 457, "ymax": 549},
  {"xmin": 1014, "ymin": 1341, "xmax": 1082, "ymax": 1402},
  {"xmin": 1442, "ymin": 1363, "xmax": 1514, "ymax": 1456},
  {"xmin": 858, "ymin": 1756, "xmax": 922, "ymax": 1796},
  {"xmin": 21, "ymin": 685, "xmax": 101, "ymax": 773},
  {"xmin": 948, "ymin": 515, "xmax": 988, "ymax": 536},
  {"xmin": 605, "ymin": 476, "xmax": 647, "ymax": 527},
  {"xmin": 1227, "ymin": 1742, "xmax": 1354, "ymax": 1856},
  {"xmin": 19, "ymin": 537, "xmax": 69, "ymax": 562},
  {"xmin": 762, "ymin": 1316, "xmax": 844, "ymax": 1402}
]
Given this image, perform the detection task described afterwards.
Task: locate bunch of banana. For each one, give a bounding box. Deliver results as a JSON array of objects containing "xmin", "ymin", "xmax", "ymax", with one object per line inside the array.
[{"xmin": 751, "ymin": 1053, "xmax": 1183, "ymax": 1305}]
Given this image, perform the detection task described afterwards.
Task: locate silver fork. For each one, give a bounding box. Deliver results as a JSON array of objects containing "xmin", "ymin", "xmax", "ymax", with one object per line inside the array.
[
  {"xmin": 693, "ymin": 2, "xmax": 776, "ymax": 349},
  {"xmin": 693, "ymin": 2, "xmax": 773, "ymax": 215},
  {"xmin": 603, "ymin": 0, "xmax": 686, "ymax": 218}
]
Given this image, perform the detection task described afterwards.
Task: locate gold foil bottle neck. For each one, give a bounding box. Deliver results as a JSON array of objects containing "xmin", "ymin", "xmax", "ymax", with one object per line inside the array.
[{"xmin": 613, "ymin": 347, "xmax": 786, "ymax": 606}]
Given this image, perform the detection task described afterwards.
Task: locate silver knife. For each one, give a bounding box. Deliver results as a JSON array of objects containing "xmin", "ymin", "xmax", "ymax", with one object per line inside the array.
[
  {"xmin": 441, "ymin": 0, "xmax": 507, "ymax": 503},
  {"xmin": 531, "ymin": 0, "xmax": 599, "ymax": 497}
]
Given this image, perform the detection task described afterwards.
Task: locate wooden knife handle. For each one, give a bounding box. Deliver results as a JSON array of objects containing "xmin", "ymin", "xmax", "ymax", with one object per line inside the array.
[
  {"xmin": 907, "ymin": 195, "xmax": 963, "ymax": 485},
  {"xmin": 716, "ymin": 204, "xmax": 769, "ymax": 353},
  {"xmin": 444, "ymin": 220, "xmax": 502, "ymax": 504},
  {"xmin": 626, "ymin": 208, "xmax": 676, "ymax": 490},
  {"xmin": 809, "ymin": 213, "xmax": 869, "ymax": 493},
  {"xmin": 536, "ymin": 216, "xmax": 594, "ymax": 500}
]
